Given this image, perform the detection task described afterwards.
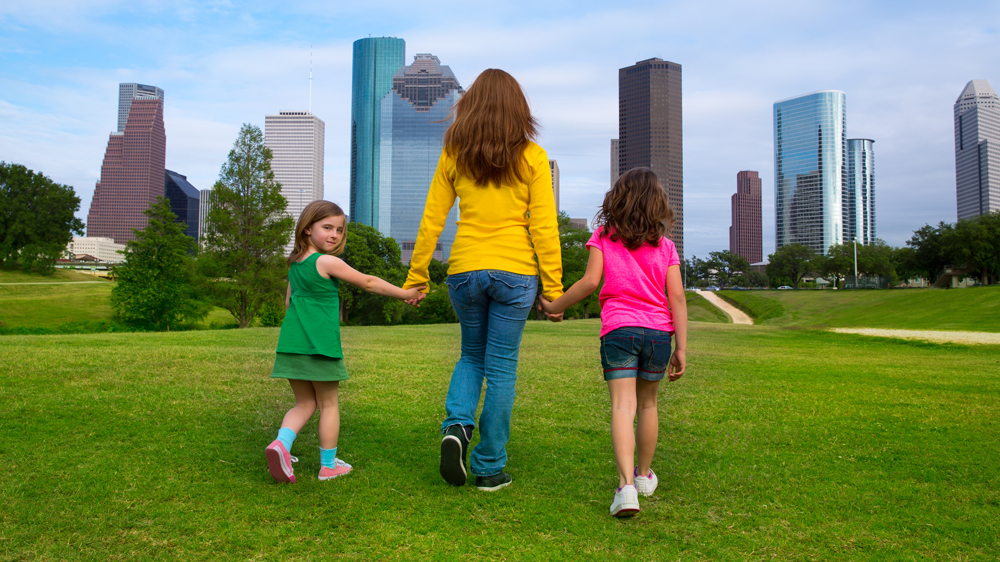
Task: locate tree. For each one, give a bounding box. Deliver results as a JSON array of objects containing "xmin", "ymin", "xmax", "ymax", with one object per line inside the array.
[
  {"xmin": 906, "ymin": 222, "xmax": 952, "ymax": 282},
  {"xmin": 0, "ymin": 162, "xmax": 85, "ymax": 273},
  {"xmin": 857, "ymin": 239, "xmax": 895, "ymax": 279},
  {"xmin": 110, "ymin": 198, "xmax": 210, "ymax": 330},
  {"xmin": 704, "ymin": 250, "xmax": 751, "ymax": 288},
  {"xmin": 766, "ymin": 244, "xmax": 815, "ymax": 288},
  {"xmin": 946, "ymin": 212, "xmax": 1000, "ymax": 285},
  {"xmin": 816, "ymin": 243, "xmax": 854, "ymax": 288},
  {"xmin": 428, "ymin": 258, "xmax": 450, "ymax": 284},
  {"xmin": 199, "ymin": 124, "xmax": 294, "ymax": 328},
  {"xmin": 339, "ymin": 222, "xmax": 406, "ymax": 325},
  {"xmin": 556, "ymin": 212, "xmax": 600, "ymax": 319}
]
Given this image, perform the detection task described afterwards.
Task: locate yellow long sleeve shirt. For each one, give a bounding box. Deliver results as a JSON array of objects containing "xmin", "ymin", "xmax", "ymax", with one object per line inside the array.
[{"xmin": 403, "ymin": 141, "xmax": 564, "ymax": 301}]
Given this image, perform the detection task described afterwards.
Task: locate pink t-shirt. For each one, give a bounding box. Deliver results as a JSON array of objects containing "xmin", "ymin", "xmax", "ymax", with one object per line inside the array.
[{"xmin": 586, "ymin": 226, "xmax": 681, "ymax": 338}]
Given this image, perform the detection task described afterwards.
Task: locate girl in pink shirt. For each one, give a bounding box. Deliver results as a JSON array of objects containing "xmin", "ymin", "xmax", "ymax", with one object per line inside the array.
[{"xmin": 540, "ymin": 167, "xmax": 687, "ymax": 517}]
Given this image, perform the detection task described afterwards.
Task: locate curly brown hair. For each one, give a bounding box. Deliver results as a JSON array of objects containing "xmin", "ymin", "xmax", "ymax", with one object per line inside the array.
[
  {"xmin": 443, "ymin": 68, "xmax": 538, "ymax": 187},
  {"xmin": 594, "ymin": 167, "xmax": 674, "ymax": 250}
]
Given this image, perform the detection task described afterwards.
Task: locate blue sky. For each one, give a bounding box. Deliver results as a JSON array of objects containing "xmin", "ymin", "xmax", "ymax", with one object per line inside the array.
[{"xmin": 2, "ymin": 1, "xmax": 999, "ymax": 258}]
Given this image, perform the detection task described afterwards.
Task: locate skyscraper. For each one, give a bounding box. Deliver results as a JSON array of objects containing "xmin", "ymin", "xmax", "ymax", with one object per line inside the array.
[
  {"xmin": 730, "ymin": 171, "xmax": 762, "ymax": 264},
  {"xmin": 165, "ymin": 170, "xmax": 200, "ymax": 240},
  {"xmin": 774, "ymin": 90, "xmax": 846, "ymax": 255},
  {"xmin": 378, "ymin": 53, "xmax": 461, "ymax": 262},
  {"xmin": 265, "ymin": 111, "xmax": 325, "ymax": 254},
  {"xmin": 845, "ymin": 139, "xmax": 875, "ymax": 244},
  {"xmin": 87, "ymin": 86, "xmax": 166, "ymax": 245},
  {"xmin": 549, "ymin": 159, "xmax": 560, "ymax": 213},
  {"xmin": 610, "ymin": 139, "xmax": 620, "ymax": 186},
  {"xmin": 350, "ymin": 36, "xmax": 406, "ymax": 229},
  {"xmin": 117, "ymin": 83, "xmax": 164, "ymax": 132},
  {"xmin": 954, "ymin": 79, "xmax": 1000, "ymax": 219},
  {"xmin": 198, "ymin": 188, "xmax": 213, "ymax": 242},
  {"xmin": 618, "ymin": 58, "xmax": 683, "ymax": 258}
]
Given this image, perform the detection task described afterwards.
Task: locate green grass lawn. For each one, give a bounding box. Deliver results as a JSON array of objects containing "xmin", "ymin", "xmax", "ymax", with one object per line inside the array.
[
  {"xmin": 686, "ymin": 290, "xmax": 729, "ymax": 323},
  {"xmin": 1, "ymin": 320, "xmax": 997, "ymax": 560},
  {"xmin": 719, "ymin": 285, "xmax": 1000, "ymax": 332}
]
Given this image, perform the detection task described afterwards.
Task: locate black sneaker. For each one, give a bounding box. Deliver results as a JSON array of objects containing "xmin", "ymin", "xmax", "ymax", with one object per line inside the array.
[
  {"xmin": 475, "ymin": 471, "xmax": 512, "ymax": 491},
  {"xmin": 440, "ymin": 424, "xmax": 469, "ymax": 486}
]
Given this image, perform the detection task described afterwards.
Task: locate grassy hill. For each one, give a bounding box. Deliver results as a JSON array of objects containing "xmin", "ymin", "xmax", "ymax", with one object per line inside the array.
[
  {"xmin": 1, "ymin": 321, "xmax": 996, "ymax": 559},
  {"xmin": 718, "ymin": 286, "xmax": 1000, "ymax": 332}
]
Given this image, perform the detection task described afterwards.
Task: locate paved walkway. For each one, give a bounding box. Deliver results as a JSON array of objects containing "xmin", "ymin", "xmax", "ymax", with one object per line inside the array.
[
  {"xmin": 832, "ymin": 328, "xmax": 1000, "ymax": 345},
  {"xmin": 695, "ymin": 290, "xmax": 754, "ymax": 325},
  {"xmin": 0, "ymin": 281, "xmax": 107, "ymax": 285}
]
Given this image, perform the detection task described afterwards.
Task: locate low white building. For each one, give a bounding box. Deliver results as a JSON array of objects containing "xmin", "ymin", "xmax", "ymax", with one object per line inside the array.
[{"xmin": 67, "ymin": 237, "xmax": 125, "ymax": 263}]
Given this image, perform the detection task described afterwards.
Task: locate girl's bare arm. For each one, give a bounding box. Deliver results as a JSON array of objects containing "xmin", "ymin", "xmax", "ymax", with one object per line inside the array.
[
  {"xmin": 540, "ymin": 247, "xmax": 604, "ymax": 314},
  {"xmin": 318, "ymin": 255, "xmax": 425, "ymax": 300},
  {"xmin": 665, "ymin": 264, "xmax": 687, "ymax": 380}
]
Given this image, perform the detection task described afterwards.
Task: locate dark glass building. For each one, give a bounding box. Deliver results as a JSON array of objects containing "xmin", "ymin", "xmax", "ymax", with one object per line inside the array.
[
  {"xmin": 165, "ymin": 170, "xmax": 200, "ymax": 240},
  {"xmin": 774, "ymin": 90, "xmax": 846, "ymax": 255},
  {"xmin": 379, "ymin": 54, "xmax": 462, "ymax": 262},
  {"xmin": 350, "ymin": 37, "xmax": 406, "ymax": 229},
  {"xmin": 730, "ymin": 171, "xmax": 762, "ymax": 264},
  {"xmin": 618, "ymin": 58, "xmax": 684, "ymax": 258}
]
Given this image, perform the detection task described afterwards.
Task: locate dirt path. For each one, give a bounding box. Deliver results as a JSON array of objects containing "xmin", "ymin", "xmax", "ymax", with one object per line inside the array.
[
  {"xmin": 832, "ymin": 328, "xmax": 1000, "ymax": 345},
  {"xmin": 696, "ymin": 290, "xmax": 754, "ymax": 325}
]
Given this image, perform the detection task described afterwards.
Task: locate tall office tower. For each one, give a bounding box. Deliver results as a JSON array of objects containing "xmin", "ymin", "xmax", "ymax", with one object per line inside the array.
[
  {"xmin": 954, "ymin": 79, "xmax": 1000, "ymax": 219},
  {"xmin": 350, "ymin": 36, "xmax": 406, "ymax": 229},
  {"xmin": 118, "ymin": 83, "xmax": 164, "ymax": 132},
  {"xmin": 610, "ymin": 139, "xmax": 620, "ymax": 186},
  {"xmin": 845, "ymin": 139, "xmax": 875, "ymax": 244},
  {"xmin": 265, "ymin": 111, "xmax": 326, "ymax": 254},
  {"xmin": 773, "ymin": 90, "xmax": 846, "ymax": 255},
  {"xmin": 198, "ymin": 188, "xmax": 213, "ymax": 242},
  {"xmin": 549, "ymin": 159, "xmax": 560, "ymax": 213},
  {"xmin": 87, "ymin": 92, "xmax": 166, "ymax": 244},
  {"xmin": 730, "ymin": 171, "xmax": 762, "ymax": 264},
  {"xmin": 379, "ymin": 53, "xmax": 461, "ymax": 263},
  {"xmin": 618, "ymin": 58, "xmax": 684, "ymax": 258},
  {"xmin": 165, "ymin": 170, "xmax": 200, "ymax": 240}
]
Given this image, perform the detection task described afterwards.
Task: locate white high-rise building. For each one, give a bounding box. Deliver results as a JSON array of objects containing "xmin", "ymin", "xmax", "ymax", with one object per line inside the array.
[
  {"xmin": 549, "ymin": 159, "xmax": 560, "ymax": 213},
  {"xmin": 117, "ymin": 83, "xmax": 164, "ymax": 132},
  {"xmin": 265, "ymin": 111, "xmax": 325, "ymax": 254},
  {"xmin": 198, "ymin": 188, "xmax": 213, "ymax": 243},
  {"xmin": 954, "ymin": 80, "xmax": 1000, "ymax": 220}
]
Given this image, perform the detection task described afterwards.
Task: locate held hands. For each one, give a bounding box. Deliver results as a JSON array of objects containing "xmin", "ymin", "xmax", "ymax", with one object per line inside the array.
[
  {"xmin": 667, "ymin": 350, "xmax": 686, "ymax": 381},
  {"xmin": 537, "ymin": 296, "xmax": 563, "ymax": 322},
  {"xmin": 402, "ymin": 286, "xmax": 427, "ymax": 306}
]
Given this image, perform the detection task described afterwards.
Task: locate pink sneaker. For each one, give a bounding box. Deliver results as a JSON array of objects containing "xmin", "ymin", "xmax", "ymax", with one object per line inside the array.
[
  {"xmin": 265, "ymin": 440, "xmax": 297, "ymax": 483},
  {"xmin": 318, "ymin": 458, "xmax": 353, "ymax": 480}
]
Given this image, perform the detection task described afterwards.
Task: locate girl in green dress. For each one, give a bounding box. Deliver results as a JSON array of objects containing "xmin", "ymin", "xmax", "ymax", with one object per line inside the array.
[{"xmin": 266, "ymin": 201, "xmax": 425, "ymax": 483}]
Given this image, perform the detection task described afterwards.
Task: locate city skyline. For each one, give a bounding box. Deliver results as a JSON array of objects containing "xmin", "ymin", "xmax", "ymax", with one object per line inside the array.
[{"xmin": 3, "ymin": 2, "xmax": 999, "ymax": 259}]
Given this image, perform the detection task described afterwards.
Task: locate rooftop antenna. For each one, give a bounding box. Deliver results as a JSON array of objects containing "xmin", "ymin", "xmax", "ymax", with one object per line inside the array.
[{"xmin": 309, "ymin": 45, "xmax": 313, "ymax": 114}]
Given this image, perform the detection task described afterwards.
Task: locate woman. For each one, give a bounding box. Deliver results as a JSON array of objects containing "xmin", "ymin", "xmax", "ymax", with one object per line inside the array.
[{"xmin": 403, "ymin": 69, "xmax": 563, "ymax": 491}]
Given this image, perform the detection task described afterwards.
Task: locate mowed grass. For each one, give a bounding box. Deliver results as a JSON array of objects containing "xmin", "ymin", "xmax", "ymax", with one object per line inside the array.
[
  {"xmin": 719, "ymin": 285, "xmax": 1000, "ymax": 332},
  {"xmin": 1, "ymin": 320, "xmax": 998, "ymax": 560},
  {"xmin": 685, "ymin": 291, "xmax": 729, "ymax": 323}
]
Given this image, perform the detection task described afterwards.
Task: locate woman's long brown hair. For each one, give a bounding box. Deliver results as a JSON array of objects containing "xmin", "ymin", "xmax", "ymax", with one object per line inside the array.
[
  {"xmin": 594, "ymin": 167, "xmax": 674, "ymax": 250},
  {"xmin": 443, "ymin": 68, "xmax": 538, "ymax": 187},
  {"xmin": 287, "ymin": 200, "xmax": 347, "ymax": 265}
]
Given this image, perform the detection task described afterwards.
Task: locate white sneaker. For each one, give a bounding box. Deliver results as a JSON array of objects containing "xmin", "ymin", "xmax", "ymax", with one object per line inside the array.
[
  {"xmin": 634, "ymin": 468, "xmax": 658, "ymax": 496},
  {"xmin": 610, "ymin": 484, "xmax": 640, "ymax": 517}
]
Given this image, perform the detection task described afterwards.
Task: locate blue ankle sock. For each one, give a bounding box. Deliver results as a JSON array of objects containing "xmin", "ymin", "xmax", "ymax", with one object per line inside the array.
[
  {"xmin": 277, "ymin": 428, "xmax": 296, "ymax": 452},
  {"xmin": 320, "ymin": 447, "xmax": 337, "ymax": 469}
]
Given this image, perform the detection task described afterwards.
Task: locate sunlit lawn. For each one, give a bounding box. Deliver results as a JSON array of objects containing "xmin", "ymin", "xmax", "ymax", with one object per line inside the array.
[{"xmin": 1, "ymin": 320, "xmax": 997, "ymax": 560}]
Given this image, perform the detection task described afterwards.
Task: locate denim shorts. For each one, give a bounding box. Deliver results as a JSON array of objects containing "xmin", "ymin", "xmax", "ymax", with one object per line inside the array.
[{"xmin": 600, "ymin": 327, "xmax": 673, "ymax": 381}]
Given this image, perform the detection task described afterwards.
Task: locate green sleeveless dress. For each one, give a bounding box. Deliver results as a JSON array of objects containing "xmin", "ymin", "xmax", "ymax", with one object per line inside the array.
[{"xmin": 271, "ymin": 252, "xmax": 349, "ymax": 381}]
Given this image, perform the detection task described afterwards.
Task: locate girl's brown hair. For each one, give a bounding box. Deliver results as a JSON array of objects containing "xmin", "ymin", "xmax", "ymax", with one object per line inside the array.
[
  {"xmin": 287, "ymin": 200, "xmax": 347, "ymax": 265},
  {"xmin": 443, "ymin": 68, "xmax": 538, "ymax": 187},
  {"xmin": 594, "ymin": 167, "xmax": 674, "ymax": 250}
]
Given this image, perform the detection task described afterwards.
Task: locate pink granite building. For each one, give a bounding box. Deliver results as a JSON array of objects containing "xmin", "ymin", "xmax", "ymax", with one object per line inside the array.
[{"xmin": 730, "ymin": 170, "xmax": 762, "ymax": 264}]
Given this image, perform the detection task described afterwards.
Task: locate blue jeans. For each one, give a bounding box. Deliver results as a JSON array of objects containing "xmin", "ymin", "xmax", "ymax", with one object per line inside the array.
[{"xmin": 442, "ymin": 270, "xmax": 537, "ymax": 476}]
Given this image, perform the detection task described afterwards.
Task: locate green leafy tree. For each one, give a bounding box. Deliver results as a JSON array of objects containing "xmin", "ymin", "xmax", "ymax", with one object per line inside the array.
[
  {"xmin": 556, "ymin": 212, "xmax": 600, "ymax": 319},
  {"xmin": 0, "ymin": 162, "xmax": 85, "ymax": 273},
  {"xmin": 816, "ymin": 243, "xmax": 854, "ymax": 288},
  {"xmin": 427, "ymin": 258, "xmax": 450, "ymax": 284},
  {"xmin": 704, "ymin": 250, "xmax": 751, "ymax": 288},
  {"xmin": 906, "ymin": 222, "xmax": 952, "ymax": 282},
  {"xmin": 110, "ymin": 198, "xmax": 210, "ymax": 330},
  {"xmin": 891, "ymin": 246, "xmax": 922, "ymax": 283},
  {"xmin": 766, "ymin": 243, "xmax": 815, "ymax": 288},
  {"xmin": 401, "ymin": 281, "xmax": 458, "ymax": 324},
  {"xmin": 199, "ymin": 124, "xmax": 294, "ymax": 328},
  {"xmin": 857, "ymin": 239, "xmax": 895, "ymax": 279},
  {"xmin": 339, "ymin": 222, "xmax": 406, "ymax": 325},
  {"xmin": 947, "ymin": 212, "xmax": 1000, "ymax": 285}
]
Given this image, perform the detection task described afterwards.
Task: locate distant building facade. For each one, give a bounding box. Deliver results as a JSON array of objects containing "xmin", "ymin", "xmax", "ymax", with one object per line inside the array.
[
  {"xmin": 845, "ymin": 139, "xmax": 875, "ymax": 244},
  {"xmin": 165, "ymin": 170, "xmax": 200, "ymax": 240},
  {"xmin": 774, "ymin": 90, "xmax": 846, "ymax": 255},
  {"xmin": 730, "ymin": 171, "xmax": 762, "ymax": 264},
  {"xmin": 954, "ymin": 79, "xmax": 1000, "ymax": 219},
  {"xmin": 197, "ymin": 189, "xmax": 213, "ymax": 242},
  {"xmin": 87, "ymin": 84, "xmax": 166, "ymax": 245},
  {"xmin": 350, "ymin": 36, "xmax": 406, "ymax": 229},
  {"xmin": 67, "ymin": 237, "xmax": 125, "ymax": 263},
  {"xmin": 265, "ymin": 111, "xmax": 325, "ymax": 254},
  {"xmin": 569, "ymin": 218, "xmax": 589, "ymax": 231},
  {"xmin": 378, "ymin": 53, "xmax": 461, "ymax": 262},
  {"xmin": 618, "ymin": 58, "xmax": 684, "ymax": 258},
  {"xmin": 610, "ymin": 139, "xmax": 620, "ymax": 186},
  {"xmin": 117, "ymin": 83, "xmax": 163, "ymax": 132},
  {"xmin": 549, "ymin": 159, "xmax": 560, "ymax": 213}
]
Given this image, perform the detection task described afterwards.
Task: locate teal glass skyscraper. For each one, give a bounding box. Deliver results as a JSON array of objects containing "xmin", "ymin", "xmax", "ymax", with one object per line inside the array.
[
  {"xmin": 350, "ymin": 37, "xmax": 405, "ymax": 227},
  {"xmin": 774, "ymin": 90, "xmax": 846, "ymax": 255},
  {"xmin": 379, "ymin": 54, "xmax": 462, "ymax": 262}
]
